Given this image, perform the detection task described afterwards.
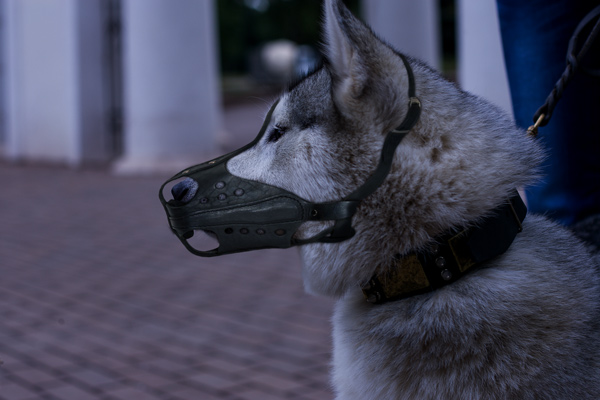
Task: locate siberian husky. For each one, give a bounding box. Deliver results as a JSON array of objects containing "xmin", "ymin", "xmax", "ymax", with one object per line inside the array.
[{"xmin": 163, "ymin": 0, "xmax": 600, "ymax": 398}]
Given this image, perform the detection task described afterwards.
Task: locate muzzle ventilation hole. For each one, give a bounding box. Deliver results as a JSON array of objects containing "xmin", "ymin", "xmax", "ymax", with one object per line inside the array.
[{"xmin": 186, "ymin": 229, "xmax": 220, "ymax": 252}]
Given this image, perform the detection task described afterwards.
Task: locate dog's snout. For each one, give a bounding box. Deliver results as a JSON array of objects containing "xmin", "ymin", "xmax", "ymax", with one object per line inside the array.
[{"xmin": 171, "ymin": 178, "xmax": 198, "ymax": 203}]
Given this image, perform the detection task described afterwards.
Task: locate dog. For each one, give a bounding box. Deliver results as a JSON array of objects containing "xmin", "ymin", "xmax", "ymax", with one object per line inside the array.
[{"xmin": 164, "ymin": 0, "xmax": 600, "ymax": 398}]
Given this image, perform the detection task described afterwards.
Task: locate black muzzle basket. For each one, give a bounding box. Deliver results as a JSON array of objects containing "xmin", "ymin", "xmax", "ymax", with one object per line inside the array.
[
  {"xmin": 160, "ymin": 159, "xmax": 361, "ymax": 256},
  {"xmin": 159, "ymin": 101, "xmax": 361, "ymax": 257}
]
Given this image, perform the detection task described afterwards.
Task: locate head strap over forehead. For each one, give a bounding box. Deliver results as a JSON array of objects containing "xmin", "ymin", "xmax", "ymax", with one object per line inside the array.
[
  {"xmin": 345, "ymin": 54, "xmax": 420, "ymax": 202},
  {"xmin": 318, "ymin": 53, "xmax": 420, "ymax": 243},
  {"xmin": 159, "ymin": 53, "xmax": 421, "ymax": 256}
]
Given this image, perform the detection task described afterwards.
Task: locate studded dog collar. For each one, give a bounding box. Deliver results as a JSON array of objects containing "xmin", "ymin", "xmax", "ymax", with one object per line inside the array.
[{"xmin": 362, "ymin": 191, "xmax": 527, "ymax": 304}]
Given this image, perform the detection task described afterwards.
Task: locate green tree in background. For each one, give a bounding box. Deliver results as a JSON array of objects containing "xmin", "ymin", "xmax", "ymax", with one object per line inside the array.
[{"xmin": 217, "ymin": 0, "xmax": 361, "ymax": 74}]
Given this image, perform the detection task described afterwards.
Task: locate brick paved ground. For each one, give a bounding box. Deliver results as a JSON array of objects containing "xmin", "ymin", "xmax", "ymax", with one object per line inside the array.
[{"xmin": 0, "ymin": 151, "xmax": 335, "ymax": 399}]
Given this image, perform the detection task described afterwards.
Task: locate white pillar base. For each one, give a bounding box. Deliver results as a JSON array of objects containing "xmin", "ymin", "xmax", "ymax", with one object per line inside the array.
[
  {"xmin": 3, "ymin": 0, "xmax": 111, "ymax": 165},
  {"xmin": 118, "ymin": 0, "xmax": 222, "ymax": 175},
  {"xmin": 457, "ymin": 0, "xmax": 513, "ymax": 115}
]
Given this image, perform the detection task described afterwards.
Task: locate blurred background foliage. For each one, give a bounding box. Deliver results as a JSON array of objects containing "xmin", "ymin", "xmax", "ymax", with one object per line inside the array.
[
  {"xmin": 216, "ymin": 0, "xmax": 456, "ymax": 100},
  {"xmin": 217, "ymin": 0, "xmax": 361, "ymax": 74}
]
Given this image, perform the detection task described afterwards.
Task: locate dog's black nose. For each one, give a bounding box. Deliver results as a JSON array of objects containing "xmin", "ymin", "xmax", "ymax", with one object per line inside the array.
[{"xmin": 171, "ymin": 177, "xmax": 198, "ymax": 203}]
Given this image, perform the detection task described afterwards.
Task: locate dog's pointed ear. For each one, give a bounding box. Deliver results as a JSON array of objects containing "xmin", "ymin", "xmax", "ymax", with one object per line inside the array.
[{"xmin": 323, "ymin": 0, "xmax": 380, "ymax": 113}]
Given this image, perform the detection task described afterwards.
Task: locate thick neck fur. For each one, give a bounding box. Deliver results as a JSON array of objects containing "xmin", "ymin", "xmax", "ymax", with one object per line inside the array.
[
  {"xmin": 331, "ymin": 215, "xmax": 600, "ymax": 399},
  {"xmin": 297, "ymin": 62, "xmax": 543, "ymax": 298}
]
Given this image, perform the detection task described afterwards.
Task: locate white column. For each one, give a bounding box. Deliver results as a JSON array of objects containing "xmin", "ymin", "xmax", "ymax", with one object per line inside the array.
[
  {"xmin": 76, "ymin": 0, "xmax": 113, "ymax": 164},
  {"xmin": 0, "ymin": 0, "xmax": 5, "ymax": 152},
  {"xmin": 362, "ymin": 0, "xmax": 440, "ymax": 70},
  {"xmin": 3, "ymin": 0, "xmax": 110, "ymax": 165},
  {"xmin": 114, "ymin": 0, "xmax": 222, "ymax": 175},
  {"xmin": 457, "ymin": 0, "xmax": 512, "ymax": 115}
]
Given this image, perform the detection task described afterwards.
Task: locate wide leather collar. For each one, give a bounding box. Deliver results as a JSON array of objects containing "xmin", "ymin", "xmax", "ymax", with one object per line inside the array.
[{"xmin": 361, "ymin": 191, "xmax": 527, "ymax": 304}]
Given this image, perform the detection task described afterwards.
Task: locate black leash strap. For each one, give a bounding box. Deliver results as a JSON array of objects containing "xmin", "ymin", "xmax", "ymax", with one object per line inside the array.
[{"xmin": 528, "ymin": 5, "xmax": 600, "ymax": 137}]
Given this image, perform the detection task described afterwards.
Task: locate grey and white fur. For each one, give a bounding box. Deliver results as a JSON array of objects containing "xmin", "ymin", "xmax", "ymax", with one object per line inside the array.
[{"xmin": 226, "ymin": 0, "xmax": 600, "ymax": 398}]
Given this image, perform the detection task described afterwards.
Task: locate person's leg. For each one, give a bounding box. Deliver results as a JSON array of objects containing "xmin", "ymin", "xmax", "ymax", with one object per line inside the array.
[{"xmin": 497, "ymin": 0, "xmax": 600, "ymax": 228}]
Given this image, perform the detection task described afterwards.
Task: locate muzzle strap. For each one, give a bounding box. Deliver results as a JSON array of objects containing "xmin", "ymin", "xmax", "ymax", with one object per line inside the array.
[{"xmin": 345, "ymin": 97, "xmax": 421, "ymax": 202}]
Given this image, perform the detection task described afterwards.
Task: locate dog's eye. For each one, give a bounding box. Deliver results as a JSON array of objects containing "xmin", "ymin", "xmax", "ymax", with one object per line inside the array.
[{"xmin": 267, "ymin": 126, "xmax": 286, "ymax": 143}]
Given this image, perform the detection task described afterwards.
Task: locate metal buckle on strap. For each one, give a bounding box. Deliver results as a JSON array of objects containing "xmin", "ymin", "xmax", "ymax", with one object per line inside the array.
[
  {"xmin": 507, "ymin": 196, "xmax": 524, "ymax": 232},
  {"xmin": 409, "ymin": 97, "xmax": 421, "ymax": 107}
]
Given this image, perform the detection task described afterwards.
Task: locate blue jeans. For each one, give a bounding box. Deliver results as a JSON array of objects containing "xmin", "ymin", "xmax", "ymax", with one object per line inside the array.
[{"xmin": 497, "ymin": 0, "xmax": 600, "ymax": 225}]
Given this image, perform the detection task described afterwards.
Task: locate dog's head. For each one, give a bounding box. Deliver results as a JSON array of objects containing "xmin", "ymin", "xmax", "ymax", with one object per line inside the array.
[{"xmin": 163, "ymin": 0, "xmax": 544, "ymax": 297}]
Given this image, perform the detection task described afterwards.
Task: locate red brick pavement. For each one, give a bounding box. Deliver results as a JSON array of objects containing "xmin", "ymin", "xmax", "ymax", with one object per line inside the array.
[{"xmin": 0, "ymin": 163, "xmax": 334, "ymax": 400}]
